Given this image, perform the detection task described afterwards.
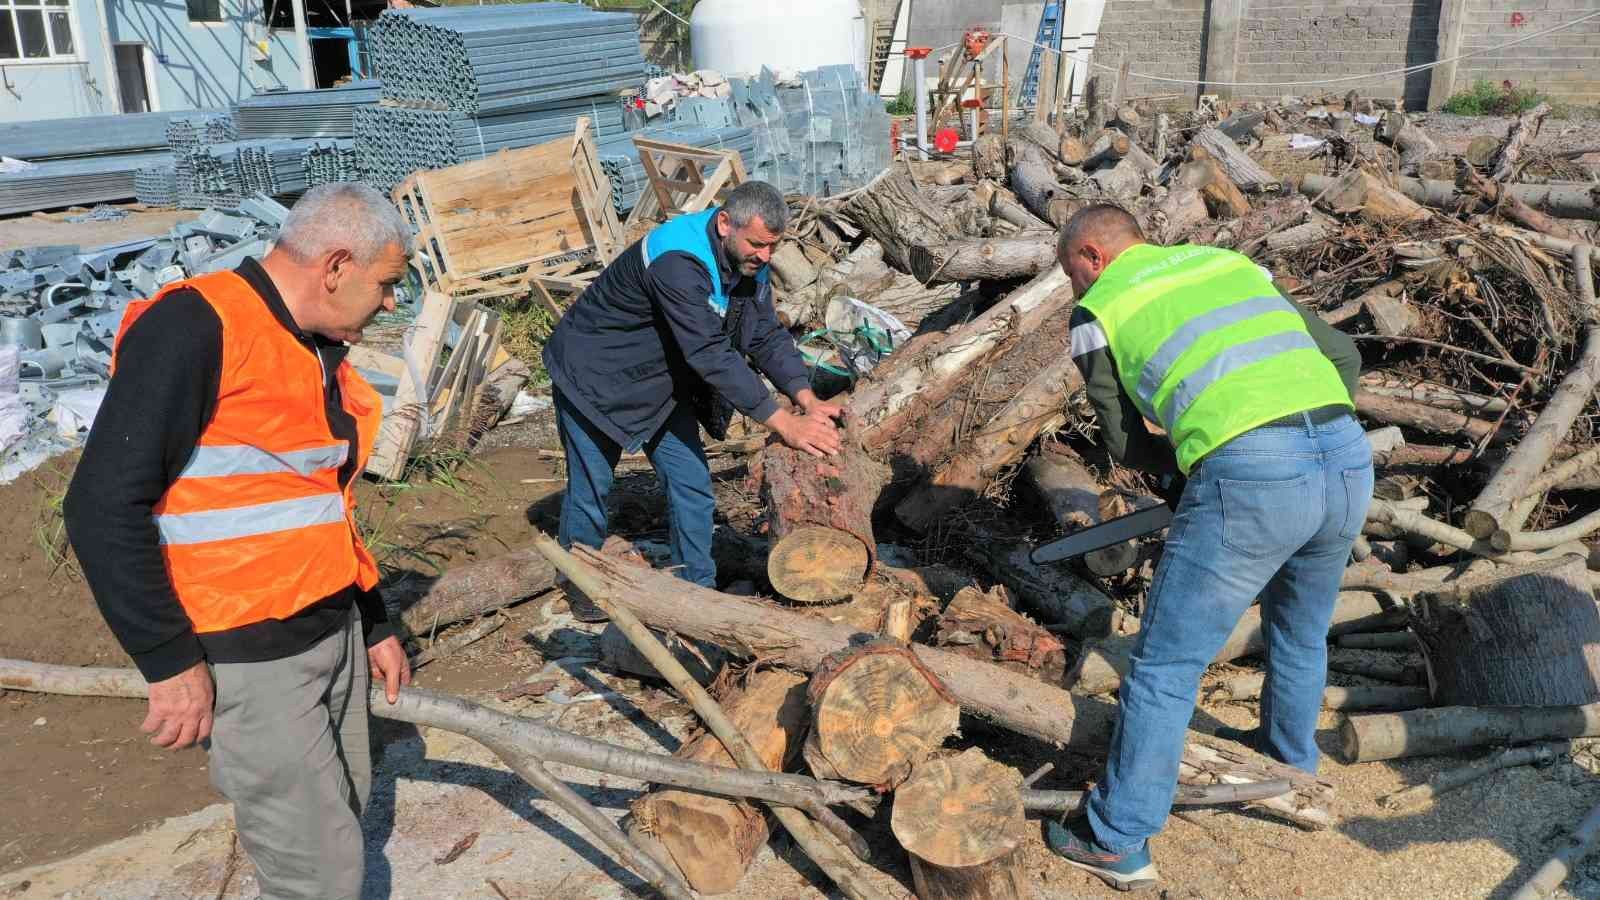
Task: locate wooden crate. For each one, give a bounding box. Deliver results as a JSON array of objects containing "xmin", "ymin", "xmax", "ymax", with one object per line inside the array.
[
  {"xmin": 623, "ymin": 136, "xmax": 748, "ymax": 229},
  {"xmin": 393, "ymin": 117, "xmax": 623, "ymax": 303}
]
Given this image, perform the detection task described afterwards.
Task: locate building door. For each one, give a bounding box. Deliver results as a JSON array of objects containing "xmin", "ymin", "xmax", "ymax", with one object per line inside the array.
[{"xmin": 114, "ymin": 43, "xmax": 153, "ymax": 113}]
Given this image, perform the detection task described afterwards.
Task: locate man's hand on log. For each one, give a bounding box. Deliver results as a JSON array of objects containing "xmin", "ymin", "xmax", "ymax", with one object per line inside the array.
[
  {"xmin": 142, "ymin": 660, "xmax": 214, "ymax": 750},
  {"xmin": 368, "ymin": 635, "xmax": 412, "ymax": 704},
  {"xmin": 767, "ymin": 408, "xmax": 842, "ymax": 458},
  {"xmin": 794, "ymin": 388, "xmax": 844, "ymax": 422}
]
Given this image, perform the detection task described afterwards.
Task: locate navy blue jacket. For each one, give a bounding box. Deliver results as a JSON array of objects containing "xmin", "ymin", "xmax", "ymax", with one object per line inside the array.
[{"xmin": 543, "ymin": 209, "xmax": 812, "ymax": 450}]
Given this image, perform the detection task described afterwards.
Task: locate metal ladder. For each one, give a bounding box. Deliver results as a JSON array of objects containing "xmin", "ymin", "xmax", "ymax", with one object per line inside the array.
[{"xmin": 1017, "ymin": 2, "xmax": 1063, "ymax": 108}]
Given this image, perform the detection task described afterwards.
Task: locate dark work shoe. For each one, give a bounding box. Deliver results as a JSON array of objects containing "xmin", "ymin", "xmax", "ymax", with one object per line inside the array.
[
  {"xmin": 1045, "ymin": 818, "xmax": 1160, "ymax": 892},
  {"xmin": 1212, "ymin": 725, "xmax": 1265, "ymax": 752},
  {"xmin": 560, "ymin": 578, "xmax": 609, "ymax": 623}
]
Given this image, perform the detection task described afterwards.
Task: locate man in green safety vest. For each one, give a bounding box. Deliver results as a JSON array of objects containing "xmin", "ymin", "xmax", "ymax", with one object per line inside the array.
[{"xmin": 1045, "ymin": 205, "xmax": 1372, "ymax": 890}]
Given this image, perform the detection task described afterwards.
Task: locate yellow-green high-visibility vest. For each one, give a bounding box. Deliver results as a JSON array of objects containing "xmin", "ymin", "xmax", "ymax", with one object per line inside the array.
[{"xmin": 1075, "ymin": 243, "xmax": 1352, "ymax": 473}]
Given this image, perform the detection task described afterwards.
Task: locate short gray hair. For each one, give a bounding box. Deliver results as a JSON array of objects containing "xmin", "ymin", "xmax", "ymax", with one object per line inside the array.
[
  {"xmin": 721, "ymin": 181, "xmax": 788, "ymax": 232},
  {"xmin": 276, "ymin": 183, "xmax": 413, "ymax": 264}
]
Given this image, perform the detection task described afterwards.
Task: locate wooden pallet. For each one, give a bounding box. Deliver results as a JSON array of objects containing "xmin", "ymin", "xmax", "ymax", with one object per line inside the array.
[
  {"xmin": 623, "ymin": 135, "xmax": 749, "ymax": 229},
  {"xmin": 393, "ymin": 117, "xmax": 623, "ymax": 303}
]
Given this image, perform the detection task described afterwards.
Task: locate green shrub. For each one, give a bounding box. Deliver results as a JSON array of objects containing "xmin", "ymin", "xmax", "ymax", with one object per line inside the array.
[
  {"xmin": 1442, "ymin": 79, "xmax": 1549, "ymax": 116},
  {"xmin": 885, "ymin": 88, "xmax": 916, "ymax": 116}
]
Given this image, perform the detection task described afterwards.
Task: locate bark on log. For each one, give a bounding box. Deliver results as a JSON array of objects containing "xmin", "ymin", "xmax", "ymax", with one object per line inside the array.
[
  {"xmin": 893, "ymin": 749, "xmax": 1029, "ymax": 900},
  {"xmin": 557, "ymin": 544, "xmax": 1335, "ymax": 830},
  {"xmin": 986, "ymin": 188, "xmax": 1051, "ymax": 231},
  {"xmin": 1354, "ymin": 390, "xmax": 1503, "ymax": 444},
  {"xmin": 1336, "ymin": 631, "xmax": 1418, "ymax": 651},
  {"xmin": 973, "ymin": 134, "xmax": 1007, "ymax": 182},
  {"xmin": 908, "ymin": 234, "xmax": 1057, "ymax": 285},
  {"xmin": 1326, "ymin": 648, "xmax": 1426, "ymax": 685},
  {"xmin": 1215, "ymin": 673, "xmax": 1430, "ymax": 711},
  {"xmin": 757, "ymin": 445, "xmax": 889, "ymax": 603},
  {"xmin": 1145, "ymin": 186, "xmax": 1211, "ymax": 245},
  {"xmin": 1491, "ymin": 101, "xmax": 1552, "ymax": 182},
  {"xmin": 1358, "ymin": 280, "xmax": 1419, "ymax": 337},
  {"xmin": 396, "ymin": 547, "xmax": 556, "ymax": 638},
  {"xmin": 1379, "ymin": 741, "xmax": 1568, "ymax": 811},
  {"xmin": 1010, "ymin": 144, "xmax": 1076, "ymax": 227},
  {"xmin": 960, "ymin": 536, "xmax": 1117, "ymax": 640},
  {"xmin": 1359, "ymin": 375, "xmax": 1510, "ymax": 415},
  {"xmin": 1174, "ymin": 158, "xmax": 1251, "ymax": 217},
  {"xmin": 770, "ymin": 242, "xmax": 820, "ymax": 292},
  {"xmin": 1512, "ymin": 796, "xmax": 1600, "ymax": 900},
  {"xmin": 1024, "ymin": 779, "xmax": 1293, "ymax": 815},
  {"xmin": 1467, "ymin": 246, "xmax": 1600, "ymax": 544},
  {"xmin": 1298, "ymin": 174, "xmax": 1600, "ymax": 222},
  {"xmin": 847, "ymin": 265, "xmax": 1072, "ymax": 452},
  {"xmin": 632, "ymin": 669, "xmax": 810, "ymax": 895},
  {"xmin": 1457, "ymin": 160, "xmax": 1584, "ymax": 243},
  {"xmin": 1082, "ymin": 130, "xmax": 1130, "ymax": 170},
  {"xmin": 1026, "ymin": 451, "xmax": 1144, "ymax": 577},
  {"xmin": 804, "ymin": 640, "xmax": 961, "ymax": 788},
  {"xmin": 1411, "ymin": 555, "xmax": 1600, "ymax": 707},
  {"xmin": 1058, "ymin": 134, "xmax": 1088, "ymax": 167},
  {"xmin": 1377, "ymin": 112, "xmax": 1439, "ymax": 174},
  {"xmin": 1341, "ymin": 702, "xmax": 1600, "ymax": 763},
  {"xmin": 844, "ymin": 172, "xmax": 969, "ymax": 272},
  {"xmin": 600, "ymin": 624, "xmax": 730, "ymax": 686},
  {"xmin": 894, "ymin": 351, "xmax": 1084, "ymax": 532},
  {"xmin": 1316, "ymin": 169, "xmax": 1430, "ymax": 224},
  {"xmin": 1190, "ymin": 129, "xmax": 1278, "ymax": 192},
  {"xmin": 933, "ymin": 585, "xmax": 1068, "ymax": 685}
]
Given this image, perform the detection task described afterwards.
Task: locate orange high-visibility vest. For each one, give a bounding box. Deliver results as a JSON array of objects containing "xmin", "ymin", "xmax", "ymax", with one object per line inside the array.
[{"xmin": 112, "ymin": 271, "xmax": 383, "ymax": 633}]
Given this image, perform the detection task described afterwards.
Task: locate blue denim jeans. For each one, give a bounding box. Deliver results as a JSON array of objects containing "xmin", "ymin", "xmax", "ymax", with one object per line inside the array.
[
  {"xmin": 555, "ymin": 389, "xmax": 717, "ymax": 587},
  {"xmin": 1086, "ymin": 411, "xmax": 1374, "ymax": 854}
]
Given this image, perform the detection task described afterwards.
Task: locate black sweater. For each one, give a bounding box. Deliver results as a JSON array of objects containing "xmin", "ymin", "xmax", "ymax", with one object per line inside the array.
[{"xmin": 62, "ymin": 258, "xmax": 392, "ymax": 683}]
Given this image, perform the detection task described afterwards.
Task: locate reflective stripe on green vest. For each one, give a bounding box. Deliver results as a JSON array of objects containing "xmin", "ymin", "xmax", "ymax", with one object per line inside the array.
[{"xmin": 1076, "ymin": 243, "xmax": 1352, "ymax": 473}]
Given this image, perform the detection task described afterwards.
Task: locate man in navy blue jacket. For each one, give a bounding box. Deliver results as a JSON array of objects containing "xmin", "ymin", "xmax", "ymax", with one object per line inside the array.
[{"xmin": 543, "ymin": 181, "xmax": 840, "ymax": 602}]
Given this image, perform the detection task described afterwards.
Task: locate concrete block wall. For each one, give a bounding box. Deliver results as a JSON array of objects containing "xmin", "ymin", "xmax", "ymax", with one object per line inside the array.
[
  {"xmin": 1453, "ymin": 2, "xmax": 1600, "ymax": 106},
  {"xmin": 1091, "ymin": 0, "xmax": 1208, "ymax": 97},
  {"xmin": 1235, "ymin": 2, "xmax": 1440, "ymax": 109}
]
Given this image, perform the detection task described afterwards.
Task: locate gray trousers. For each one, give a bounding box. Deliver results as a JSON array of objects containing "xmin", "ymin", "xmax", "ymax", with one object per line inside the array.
[{"xmin": 207, "ymin": 609, "xmax": 371, "ymax": 900}]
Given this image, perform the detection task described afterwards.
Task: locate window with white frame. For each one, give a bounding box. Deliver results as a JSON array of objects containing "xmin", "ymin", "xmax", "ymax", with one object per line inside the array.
[
  {"xmin": 0, "ymin": 0, "xmax": 77, "ymax": 61},
  {"xmin": 187, "ymin": 0, "xmax": 222, "ymax": 24}
]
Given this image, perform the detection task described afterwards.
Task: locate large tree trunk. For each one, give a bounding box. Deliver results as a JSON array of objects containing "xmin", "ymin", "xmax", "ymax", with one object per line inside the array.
[
  {"xmin": 1190, "ymin": 128, "xmax": 1277, "ymax": 192},
  {"xmin": 803, "ymin": 639, "xmax": 961, "ymax": 788},
  {"xmin": 395, "ymin": 547, "xmax": 557, "ymax": 638},
  {"xmin": 893, "ymin": 749, "xmax": 1030, "ymax": 900},
  {"xmin": 561, "ymin": 545, "xmax": 1336, "ymax": 830},
  {"xmin": 1411, "ymin": 556, "xmax": 1600, "ymax": 707},
  {"xmin": 1026, "ymin": 450, "xmax": 1145, "ymax": 577},
  {"xmin": 632, "ymin": 669, "xmax": 810, "ymax": 895},
  {"xmin": 1341, "ymin": 702, "xmax": 1600, "ymax": 762},
  {"xmin": 756, "ymin": 445, "xmax": 889, "ymax": 603},
  {"xmin": 843, "ymin": 172, "xmax": 969, "ymax": 272},
  {"xmin": 933, "ymin": 585, "xmax": 1068, "ymax": 685},
  {"xmin": 909, "ymin": 234, "xmax": 1057, "ymax": 285},
  {"xmin": 847, "ymin": 266, "xmax": 1073, "ymax": 451},
  {"xmin": 894, "ymin": 351, "xmax": 1084, "ymax": 532},
  {"xmin": 1010, "ymin": 144, "xmax": 1076, "ymax": 226},
  {"xmin": 1143, "ymin": 186, "xmax": 1211, "ymax": 245},
  {"xmin": 1298, "ymin": 174, "xmax": 1600, "ymax": 222}
]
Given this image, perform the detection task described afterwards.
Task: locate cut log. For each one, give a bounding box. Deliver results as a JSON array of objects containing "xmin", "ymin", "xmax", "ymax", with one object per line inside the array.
[
  {"xmin": 396, "ymin": 547, "xmax": 556, "ymax": 638},
  {"xmin": 1359, "ymin": 374, "xmax": 1510, "ymax": 415},
  {"xmin": 1326, "ymin": 648, "xmax": 1426, "ymax": 685},
  {"xmin": 557, "ymin": 544, "xmax": 1336, "ymax": 830},
  {"xmin": 1298, "ymin": 173, "xmax": 1600, "ymax": 222},
  {"xmin": 894, "ymin": 351, "xmax": 1084, "ymax": 532},
  {"xmin": 1144, "ymin": 186, "xmax": 1211, "ymax": 245},
  {"xmin": 1190, "ymin": 128, "xmax": 1278, "ymax": 191},
  {"xmin": 893, "ymin": 749, "xmax": 1028, "ymax": 900},
  {"xmin": 633, "ymin": 669, "xmax": 809, "ymax": 894},
  {"xmin": 1456, "ymin": 159, "xmax": 1583, "ymax": 242},
  {"xmin": 1058, "ymin": 134, "xmax": 1088, "ymax": 167},
  {"xmin": 1316, "ymin": 169, "xmax": 1429, "ymax": 224},
  {"xmin": 1358, "ymin": 280, "xmax": 1419, "ymax": 337},
  {"xmin": 1354, "ymin": 390, "xmax": 1502, "ymax": 444},
  {"xmin": 769, "ymin": 242, "xmax": 820, "ymax": 291},
  {"xmin": 1174, "ymin": 158, "xmax": 1250, "ymax": 217},
  {"xmin": 1379, "ymin": 741, "xmax": 1568, "ymax": 811},
  {"xmin": 1082, "ymin": 130, "xmax": 1130, "ymax": 169},
  {"xmin": 1214, "ymin": 674, "xmax": 1429, "ymax": 711},
  {"xmin": 933, "ymin": 585, "xmax": 1068, "ymax": 685},
  {"xmin": 847, "ymin": 265, "xmax": 1072, "ymax": 451},
  {"xmin": 1410, "ymin": 555, "xmax": 1600, "ymax": 707},
  {"xmin": 973, "ymin": 134, "xmax": 1007, "ymax": 182},
  {"xmin": 1089, "ymin": 158, "xmax": 1146, "ymax": 201},
  {"xmin": 985, "ymin": 188, "xmax": 1050, "ymax": 231},
  {"xmin": 1341, "ymin": 702, "xmax": 1600, "ymax": 762},
  {"xmin": 757, "ymin": 445, "xmax": 889, "ymax": 603},
  {"xmin": 1467, "ymin": 246, "xmax": 1600, "ymax": 544},
  {"xmin": 1010, "ymin": 144, "xmax": 1076, "ymax": 226},
  {"xmin": 1193, "ymin": 195, "xmax": 1312, "ymax": 253},
  {"xmin": 960, "ymin": 536, "xmax": 1117, "ymax": 640},
  {"xmin": 844, "ymin": 172, "xmax": 969, "ymax": 272},
  {"xmin": 1491, "ymin": 101, "xmax": 1552, "ymax": 182},
  {"xmin": 1026, "ymin": 451, "xmax": 1146, "ymax": 577},
  {"xmin": 1377, "ymin": 112, "xmax": 1439, "ymax": 173},
  {"xmin": 908, "ymin": 234, "xmax": 1057, "ymax": 285},
  {"xmin": 881, "ymin": 599, "xmax": 915, "ymax": 642},
  {"xmin": 1153, "ymin": 113, "xmax": 1170, "ymax": 162},
  {"xmin": 804, "ymin": 639, "xmax": 961, "ymax": 787},
  {"xmin": 600, "ymin": 624, "xmax": 731, "ymax": 685},
  {"xmin": 1512, "ymin": 796, "xmax": 1600, "ymax": 900},
  {"xmin": 1336, "ymin": 631, "xmax": 1417, "ymax": 651}
]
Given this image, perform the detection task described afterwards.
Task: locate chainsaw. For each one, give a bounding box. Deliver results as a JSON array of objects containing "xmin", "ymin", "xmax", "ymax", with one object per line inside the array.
[{"xmin": 1029, "ymin": 474, "xmax": 1186, "ymax": 565}]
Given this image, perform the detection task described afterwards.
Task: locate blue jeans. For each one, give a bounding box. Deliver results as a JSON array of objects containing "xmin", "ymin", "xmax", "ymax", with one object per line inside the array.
[
  {"xmin": 555, "ymin": 389, "xmax": 717, "ymax": 587},
  {"xmin": 1086, "ymin": 411, "xmax": 1374, "ymax": 854}
]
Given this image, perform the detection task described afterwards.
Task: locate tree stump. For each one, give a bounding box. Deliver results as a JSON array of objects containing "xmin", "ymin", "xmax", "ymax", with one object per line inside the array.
[
  {"xmin": 933, "ymin": 585, "xmax": 1067, "ymax": 685},
  {"xmin": 1411, "ymin": 556, "xmax": 1600, "ymax": 706},
  {"xmin": 631, "ymin": 669, "xmax": 810, "ymax": 894},
  {"xmin": 892, "ymin": 748, "xmax": 1030, "ymax": 900},
  {"xmin": 756, "ymin": 445, "xmax": 889, "ymax": 603},
  {"xmin": 803, "ymin": 639, "xmax": 961, "ymax": 788}
]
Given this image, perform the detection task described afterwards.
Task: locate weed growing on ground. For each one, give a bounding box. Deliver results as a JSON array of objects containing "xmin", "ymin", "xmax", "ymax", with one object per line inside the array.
[
  {"xmin": 1443, "ymin": 79, "xmax": 1550, "ymax": 116},
  {"xmin": 33, "ymin": 461, "xmax": 79, "ymax": 579}
]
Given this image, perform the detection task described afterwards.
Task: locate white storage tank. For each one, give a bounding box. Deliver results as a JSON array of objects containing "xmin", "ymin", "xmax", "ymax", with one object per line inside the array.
[{"xmin": 690, "ymin": 0, "xmax": 867, "ymax": 79}]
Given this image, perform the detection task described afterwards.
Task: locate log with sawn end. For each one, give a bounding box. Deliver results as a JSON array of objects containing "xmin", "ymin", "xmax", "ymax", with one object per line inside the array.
[
  {"xmin": 756, "ymin": 445, "xmax": 889, "ymax": 603},
  {"xmin": 893, "ymin": 749, "xmax": 1029, "ymax": 900},
  {"xmin": 908, "ymin": 234, "xmax": 1058, "ymax": 285}
]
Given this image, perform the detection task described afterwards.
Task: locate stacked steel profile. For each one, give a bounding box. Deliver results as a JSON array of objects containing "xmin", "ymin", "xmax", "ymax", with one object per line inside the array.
[
  {"xmin": 232, "ymin": 80, "xmax": 384, "ymax": 139},
  {"xmin": 0, "ymin": 110, "xmax": 185, "ymax": 215},
  {"xmin": 358, "ymin": 2, "xmax": 646, "ymax": 189}
]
